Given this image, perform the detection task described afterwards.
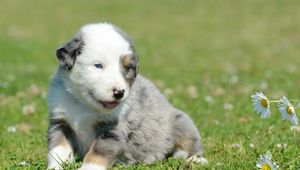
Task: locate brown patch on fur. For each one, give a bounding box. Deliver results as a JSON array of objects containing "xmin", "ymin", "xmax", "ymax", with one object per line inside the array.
[
  {"xmin": 83, "ymin": 142, "xmax": 109, "ymax": 167},
  {"xmin": 121, "ymin": 55, "xmax": 135, "ymax": 85},
  {"xmin": 122, "ymin": 55, "xmax": 131, "ymax": 68},
  {"xmin": 59, "ymin": 135, "xmax": 69, "ymax": 147},
  {"xmin": 174, "ymin": 137, "xmax": 194, "ymax": 156},
  {"xmin": 50, "ymin": 131, "xmax": 70, "ymax": 149}
]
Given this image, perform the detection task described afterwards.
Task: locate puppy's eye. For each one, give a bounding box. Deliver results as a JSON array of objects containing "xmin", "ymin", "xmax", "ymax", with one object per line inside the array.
[{"xmin": 94, "ymin": 63, "xmax": 103, "ymax": 69}]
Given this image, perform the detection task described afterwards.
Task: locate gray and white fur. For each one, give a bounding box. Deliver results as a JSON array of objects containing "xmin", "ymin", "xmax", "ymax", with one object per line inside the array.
[{"xmin": 47, "ymin": 23, "xmax": 203, "ymax": 170}]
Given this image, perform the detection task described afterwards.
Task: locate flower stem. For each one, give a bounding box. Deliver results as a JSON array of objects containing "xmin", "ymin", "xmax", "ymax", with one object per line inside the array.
[{"xmin": 286, "ymin": 154, "xmax": 300, "ymax": 165}]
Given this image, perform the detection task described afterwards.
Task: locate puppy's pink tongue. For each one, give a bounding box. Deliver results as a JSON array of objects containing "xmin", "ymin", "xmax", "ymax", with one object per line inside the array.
[{"xmin": 101, "ymin": 101, "xmax": 119, "ymax": 109}]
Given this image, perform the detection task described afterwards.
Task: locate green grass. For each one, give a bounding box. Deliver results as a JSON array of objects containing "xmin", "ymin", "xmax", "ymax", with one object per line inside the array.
[{"xmin": 1, "ymin": 0, "xmax": 300, "ymax": 169}]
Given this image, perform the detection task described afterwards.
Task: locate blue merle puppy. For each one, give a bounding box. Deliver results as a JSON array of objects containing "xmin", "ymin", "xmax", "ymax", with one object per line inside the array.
[{"xmin": 47, "ymin": 23, "xmax": 203, "ymax": 170}]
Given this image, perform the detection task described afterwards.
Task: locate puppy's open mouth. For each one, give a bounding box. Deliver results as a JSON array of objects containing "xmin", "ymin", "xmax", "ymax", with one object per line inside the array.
[
  {"xmin": 89, "ymin": 92, "xmax": 119, "ymax": 109},
  {"xmin": 100, "ymin": 101, "xmax": 119, "ymax": 109}
]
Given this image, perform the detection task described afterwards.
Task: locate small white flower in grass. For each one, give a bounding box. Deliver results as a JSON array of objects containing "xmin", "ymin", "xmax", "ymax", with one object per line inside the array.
[
  {"xmin": 196, "ymin": 157, "xmax": 208, "ymax": 165},
  {"xmin": 229, "ymin": 74, "xmax": 239, "ymax": 84},
  {"xmin": 277, "ymin": 96, "xmax": 298, "ymax": 125},
  {"xmin": 259, "ymin": 81, "xmax": 268, "ymax": 90},
  {"xmin": 18, "ymin": 161, "xmax": 29, "ymax": 166},
  {"xmin": 276, "ymin": 143, "xmax": 287, "ymax": 149},
  {"xmin": 231, "ymin": 143, "xmax": 241, "ymax": 149},
  {"xmin": 204, "ymin": 95, "xmax": 214, "ymax": 104},
  {"xmin": 256, "ymin": 151, "xmax": 278, "ymax": 170},
  {"xmin": 251, "ymin": 92, "xmax": 271, "ymax": 119},
  {"xmin": 213, "ymin": 119, "xmax": 220, "ymax": 125},
  {"xmin": 22, "ymin": 104, "xmax": 35, "ymax": 115},
  {"xmin": 187, "ymin": 155, "xmax": 208, "ymax": 165},
  {"xmin": 7, "ymin": 125, "xmax": 16, "ymax": 133},
  {"xmin": 216, "ymin": 162, "xmax": 222, "ymax": 166},
  {"xmin": 223, "ymin": 103, "xmax": 233, "ymax": 110},
  {"xmin": 187, "ymin": 85, "xmax": 198, "ymax": 99}
]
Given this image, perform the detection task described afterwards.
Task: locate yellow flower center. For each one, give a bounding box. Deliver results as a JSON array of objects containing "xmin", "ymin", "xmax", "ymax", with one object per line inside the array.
[
  {"xmin": 261, "ymin": 99, "xmax": 268, "ymax": 108},
  {"xmin": 286, "ymin": 106, "xmax": 293, "ymax": 115},
  {"xmin": 262, "ymin": 164, "xmax": 271, "ymax": 170}
]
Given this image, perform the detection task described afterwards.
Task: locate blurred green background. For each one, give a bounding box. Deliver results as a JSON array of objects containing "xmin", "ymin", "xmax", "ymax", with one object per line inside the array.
[{"xmin": 1, "ymin": 0, "xmax": 300, "ymax": 169}]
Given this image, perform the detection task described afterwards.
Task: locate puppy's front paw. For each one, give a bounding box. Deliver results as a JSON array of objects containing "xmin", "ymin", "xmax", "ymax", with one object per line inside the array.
[{"xmin": 78, "ymin": 163, "xmax": 107, "ymax": 170}]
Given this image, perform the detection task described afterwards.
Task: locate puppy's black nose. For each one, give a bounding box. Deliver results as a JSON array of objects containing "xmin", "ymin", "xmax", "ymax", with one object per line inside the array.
[{"xmin": 113, "ymin": 89, "xmax": 125, "ymax": 100}]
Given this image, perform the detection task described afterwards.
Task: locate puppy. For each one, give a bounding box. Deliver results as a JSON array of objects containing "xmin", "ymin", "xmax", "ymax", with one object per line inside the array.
[{"xmin": 47, "ymin": 23, "xmax": 203, "ymax": 170}]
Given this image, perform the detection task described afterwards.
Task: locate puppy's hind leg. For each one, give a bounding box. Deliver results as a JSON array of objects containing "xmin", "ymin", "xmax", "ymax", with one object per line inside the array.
[{"xmin": 172, "ymin": 110, "xmax": 204, "ymax": 161}]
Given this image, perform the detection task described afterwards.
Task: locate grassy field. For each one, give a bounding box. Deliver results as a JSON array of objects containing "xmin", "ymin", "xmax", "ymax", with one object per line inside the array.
[{"xmin": 1, "ymin": 0, "xmax": 300, "ymax": 169}]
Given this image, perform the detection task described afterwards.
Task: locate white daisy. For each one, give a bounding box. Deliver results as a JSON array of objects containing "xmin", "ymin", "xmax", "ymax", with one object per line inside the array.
[
  {"xmin": 251, "ymin": 92, "xmax": 272, "ymax": 119},
  {"xmin": 277, "ymin": 96, "xmax": 299, "ymax": 126},
  {"xmin": 256, "ymin": 151, "xmax": 278, "ymax": 170}
]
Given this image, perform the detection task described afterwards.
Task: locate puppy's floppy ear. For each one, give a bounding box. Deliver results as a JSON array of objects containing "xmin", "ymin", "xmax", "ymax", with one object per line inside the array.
[
  {"xmin": 113, "ymin": 25, "xmax": 139, "ymax": 78},
  {"xmin": 56, "ymin": 33, "xmax": 83, "ymax": 71},
  {"xmin": 127, "ymin": 41, "xmax": 139, "ymax": 78},
  {"xmin": 122, "ymin": 46, "xmax": 139, "ymax": 84}
]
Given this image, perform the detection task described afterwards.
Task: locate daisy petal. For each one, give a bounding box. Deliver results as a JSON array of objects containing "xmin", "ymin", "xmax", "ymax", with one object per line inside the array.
[
  {"xmin": 277, "ymin": 96, "xmax": 299, "ymax": 126},
  {"xmin": 256, "ymin": 151, "xmax": 278, "ymax": 170},
  {"xmin": 251, "ymin": 92, "xmax": 272, "ymax": 119}
]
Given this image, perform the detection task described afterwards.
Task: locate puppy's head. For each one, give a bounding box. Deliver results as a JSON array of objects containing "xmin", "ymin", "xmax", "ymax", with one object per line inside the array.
[{"xmin": 56, "ymin": 23, "xmax": 138, "ymax": 113}]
